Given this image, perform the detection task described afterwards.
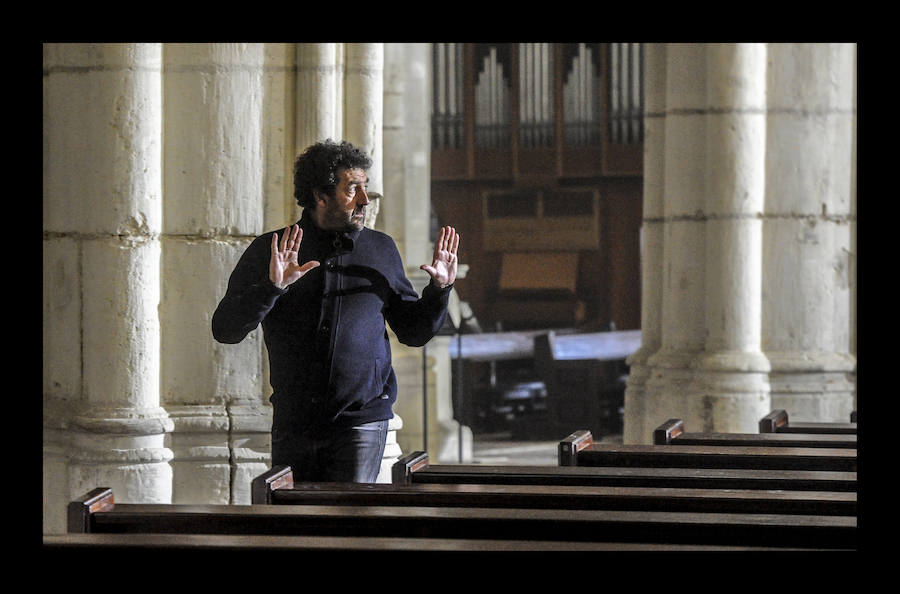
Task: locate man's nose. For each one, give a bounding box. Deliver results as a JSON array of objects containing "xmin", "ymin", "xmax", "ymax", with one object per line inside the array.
[{"xmin": 356, "ymin": 188, "xmax": 370, "ymax": 205}]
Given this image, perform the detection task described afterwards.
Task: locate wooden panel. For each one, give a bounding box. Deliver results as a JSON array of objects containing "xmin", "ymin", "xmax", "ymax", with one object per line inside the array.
[
  {"xmin": 516, "ymin": 147, "xmax": 558, "ymax": 179},
  {"xmin": 482, "ymin": 188, "xmax": 599, "ymax": 252},
  {"xmin": 431, "ymin": 148, "xmax": 469, "ymax": 180},
  {"xmin": 561, "ymin": 146, "xmax": 604, "ymax": 178},
  {"xmin": 473, "ymin": 147, "xmax": 512, "ymax": 180},
  {"xmin": 498, "ymin": 252, "xmax": 578, "ymax": 290},
  {"xmin": 602, "ymin": 142, "xmax": 643, "ymax": 176}
]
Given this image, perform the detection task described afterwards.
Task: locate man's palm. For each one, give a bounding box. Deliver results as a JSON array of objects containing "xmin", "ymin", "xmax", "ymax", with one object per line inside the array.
[
  {"xmin": 270, "ymin": 225, "xmax": 320, "ymax": 289},
  {"xmin": 421, "ymin": 226, "xmax": 459, "ymax": 288}
]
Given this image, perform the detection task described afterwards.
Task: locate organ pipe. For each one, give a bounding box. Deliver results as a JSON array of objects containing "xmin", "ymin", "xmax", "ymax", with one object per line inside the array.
[{"xmin": 431, "ymin": 43, "xmax": 643, "ymax": 152}]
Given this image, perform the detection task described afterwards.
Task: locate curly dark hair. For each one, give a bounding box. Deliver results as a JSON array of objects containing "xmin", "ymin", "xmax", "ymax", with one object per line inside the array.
[{"xmin": 293, "ymin": 139, "xmax": 373, "ymax": 208}]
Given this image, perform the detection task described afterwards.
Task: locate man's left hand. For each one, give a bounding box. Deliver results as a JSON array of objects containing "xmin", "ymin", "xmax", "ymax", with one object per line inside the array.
[{"xmin": 421, "ymin": 226, "xmax": 459, "ymax": 289}]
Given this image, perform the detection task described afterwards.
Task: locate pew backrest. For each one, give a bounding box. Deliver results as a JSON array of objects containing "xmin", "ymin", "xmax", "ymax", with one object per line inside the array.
[
  {"xmin": 393, "ymin": 451, "xmax": 856, "ymax": 492},
  {"xmin": 571, "ymin": 443, "xmax": 856, "ymax": 472},
  {"xmin": 251, "ymin": 465, "xmax": 294, "ymax": 504},
  {"xmin": 68, "ymin": 487, "xmax": 115, "ymax": 534},
  {"xmin": 654, "ymin": 419, "xmax": 857, "ymax": 448},
  {"xmin": 66, "ymin": 488, "xmax": 856, "ymax": 549},
  {"xmin": 252, "ymin": 472, "xmax": 856, "ymax": 516},
  {"xmin": 47, "ymin": 532, "xmax": 817, "ymax": 552},
  {"xmin": 559, "ymin": 430, "xmax": 856, "ymax": 472},
  {"xmin": 558, "ymin": 429, "xmax": 594, "ymax": 466},
  {"xmin": 759, "ymin": 409, "xmax": 857, "ymax": 435}
]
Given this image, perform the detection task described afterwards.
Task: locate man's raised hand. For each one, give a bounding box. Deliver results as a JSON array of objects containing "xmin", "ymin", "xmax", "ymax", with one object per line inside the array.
[
  {"xmin": 420, "ymin": 226, "xmax": 459, "ymax": 289},
  {"xmin": 270, "ymin": 224, "xmax": 320, "ymax": 290}
]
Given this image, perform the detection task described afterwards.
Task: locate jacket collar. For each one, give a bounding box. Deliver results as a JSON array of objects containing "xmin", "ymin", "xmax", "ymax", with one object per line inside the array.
[{"xmin": 298, "ymin": 208, "xmax": 362, "ymax": 254}]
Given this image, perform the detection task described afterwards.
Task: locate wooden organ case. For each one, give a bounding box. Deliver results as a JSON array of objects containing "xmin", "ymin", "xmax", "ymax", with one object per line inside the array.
[{"xmin": 429, "ymin": 43, "xmax": 644, "ymax": 436}]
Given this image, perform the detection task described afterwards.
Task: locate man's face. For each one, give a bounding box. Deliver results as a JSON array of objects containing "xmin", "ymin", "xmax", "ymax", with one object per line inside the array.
[{"xmin": 315, "ymin": 167, "xmax": 370, "ymax": 232}]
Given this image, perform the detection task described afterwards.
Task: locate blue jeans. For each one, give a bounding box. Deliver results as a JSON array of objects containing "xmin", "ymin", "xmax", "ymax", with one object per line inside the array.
[{"xmin": 271, "ymin": 419, "xmax": 389, "ymax": 483}]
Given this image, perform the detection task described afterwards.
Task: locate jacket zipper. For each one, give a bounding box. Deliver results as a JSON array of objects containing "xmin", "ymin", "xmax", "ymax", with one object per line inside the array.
[{"xmin": 325, "ymin": 234, "xmax": 343, "ymax": 398}]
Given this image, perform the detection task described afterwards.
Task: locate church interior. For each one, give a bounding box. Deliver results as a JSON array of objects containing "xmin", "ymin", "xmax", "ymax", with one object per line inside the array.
[{"xmin": 43, "ymin": 43, "xmax": 857, "ymax": 552}]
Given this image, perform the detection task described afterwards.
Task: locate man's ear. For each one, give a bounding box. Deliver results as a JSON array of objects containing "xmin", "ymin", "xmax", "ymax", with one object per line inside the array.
[{"xmin": 313, "ymin": 190, "xmax": 328, "ymax": 208}]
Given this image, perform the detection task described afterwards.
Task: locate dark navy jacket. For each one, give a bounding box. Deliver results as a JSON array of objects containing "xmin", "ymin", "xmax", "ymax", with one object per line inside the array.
[{"xmin": 212, "ymin": 210, "xmax": 451, "ymax": 434}]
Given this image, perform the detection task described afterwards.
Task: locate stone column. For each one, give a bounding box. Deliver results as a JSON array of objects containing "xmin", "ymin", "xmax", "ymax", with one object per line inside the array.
[
  {"xmin": 344, "ymin": 43, "xmax": 384, "ymax": 196},
  {"xmin": 382, "ymin": 44, "xmax": 472, "ymax": 463},
  {"xmin": 262, "ymin": 44, "xmax": 301, "ymax": 232},
  {"xmin": 643, "ymin": 44, "xmax": 708, "ymax": 432},
  {"xmin": 296, "ymin": 43, "xmax": 342, "ymax": 149},
  {"xmin": 43, "ymin": 43, "xmax": 171, "ymax": 532},
  {"xmin": 762, "ymin": 43, "xmax": 856, "ymax": 421},
  {"xmin": 623, "ymin": 43, "xmax": 666, "ymax": 444},
  {"xmin": 686, "ymin": 44, "xmax": 770, "ymax": 432},
  {"xmin": 849, "ymin": 50, "xmax": 857, "ymax": 410},
  {"xmin": 161, "ymin": 43, "xmax": 268, "ymax": 504}
]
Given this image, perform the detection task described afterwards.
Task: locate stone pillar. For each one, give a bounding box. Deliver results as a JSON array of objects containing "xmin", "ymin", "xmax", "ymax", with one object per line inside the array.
[
  {"xmin": 624, "ymin": 43, "xmax": 666, "ymax": 444},
  {"xmin": 296, "ymin": 43, "xmax": 342, "ymax": 148},
  {"xmin": 161, "ymin": 43, "xmax": 268, "ymax": 504},
  {"xmin": 686, "ymin": 44, "xmax": 770, "ymax": 432},
  {"xmin": 262, "ymin": 44, "xmax": 301, "ymax": 231},
  {"xmin": 849, "ymin": 50, "xmax": 857, "ymax": 411},
  {"xmin": 381, "ymin": 43, "xmax": 430, "ymax": 263},
  {"xmin": 762, "ymin": 43, "xmax": 856, "ymax": 421},
  {"xmin": 43, "ymin": 43, "xmax": 172, "ymax": 533},
  {"xmin": 643, "ymin": 44, "xmax": 708, "ymax": 432},
  {"xmin": 383, "ymin": 42, "xmax": 429, "ymax": 458},
  {"xmin": 383, "ymin": 44, "xmax": 472, "ymax": 463},
  {"xmin": 344, "ymin": 43, "xmax": 384, "ymax": 196}
]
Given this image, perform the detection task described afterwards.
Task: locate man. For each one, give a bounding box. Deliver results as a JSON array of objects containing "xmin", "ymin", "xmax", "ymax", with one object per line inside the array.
[{"xmin": 212, "ymin": 139, "xmax": 459, "ymax": 482}]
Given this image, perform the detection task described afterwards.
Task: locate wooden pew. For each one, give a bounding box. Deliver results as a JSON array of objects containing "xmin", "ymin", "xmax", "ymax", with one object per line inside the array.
[
  {"xmin": 759, "ymin": 409, "xmax": 857, "ymax": 435},
  {"xmin": 654, "ymin": 418, "xmax": 857, "ymax": 449},
  {"xmin": 66, "ymin": 487, "xmax": 855, "ymax": 550},
  {"xmin": 393, "ymin": 451, "xmax": 856, "ymax": 492},
  {"xmin": 252, "ymin": 465, "xmax": 856, "ymax": 516},
  {"xmin": 559, "ymin": 430, "xmax": 857, "ymax": 472},
  {"xmin": 42, "ymin": 532, "xmax": 822, "ymax": 553}
]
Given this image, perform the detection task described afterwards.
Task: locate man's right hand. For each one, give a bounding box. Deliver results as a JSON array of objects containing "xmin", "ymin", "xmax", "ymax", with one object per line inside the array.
[{"xmin": 270, "ymin": 224, "xmax": 320, "ymax": 290}]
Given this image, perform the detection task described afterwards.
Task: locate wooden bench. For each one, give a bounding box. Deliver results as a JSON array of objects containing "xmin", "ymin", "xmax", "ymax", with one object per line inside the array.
[
  {"xmin": 654, "ymin": 419, "xmax": 857, "ymax": 449},
  {"xmin": 66, "ymin": 487, "xmax": 855, "ymax": 550},
  {"xmin": 393, "ymin": 451, "xmax": 856, "ymax": 492},
  {"xmin": 759, "ymin": 409, "xmax": 857, "ymax": 435},
  {"xmin": 252, "ymin": 465, "xmax": 855, "ymax": 516},
  {"xmin": 559, "ymin": 430, "xmax": 857, "ymax": 472},
  {"xmin": 42, "ymin": 532, "xmax": 821, "ymax": 553}
]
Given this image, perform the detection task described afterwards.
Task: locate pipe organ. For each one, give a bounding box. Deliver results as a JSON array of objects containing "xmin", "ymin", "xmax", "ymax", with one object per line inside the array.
[
  {"xmin": 518, "ymin": 43, "xmax": 553, "ymax": 149},
  {"xmin": 608, "ymin": 42, "xmax": 643, "ymax": 145},
  {"xmin": 430, "ymin": 42, "xmax": 644, "ymax": 335},
  {"xmin": 432, "ymin": 42, "xmax": 464, "ymax": 150},
  {"xmin": 431, "ymin": 42, "xmax": 644, "ymax": 179},
  {"xmin": 475, "ymin": 46, "xmax": 511, "ymax": 149}
]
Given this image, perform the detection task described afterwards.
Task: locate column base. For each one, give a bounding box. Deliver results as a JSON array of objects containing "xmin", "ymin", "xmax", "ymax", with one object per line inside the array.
[
  {"xmin": 641, "ymin": 348, "xmax": 698, "ymax": 442},
  {"xmin": 166, "ymin": 404, "xmax": 231, "ymax": 504},
  {"xmin": 436, "ymin": 419, "xmax": 473, "ymax": 464},
  {"xmin": 228, "ymin": 400, "xmax": 273, "ymax": 503},
  {"xmin": 623, "ymin": 345, "xmax": 656, "ymax": 444},
  {"xmin": 685, "ymin": 350, "xmax": 771, "ymax": 433},
  {"xmin": 767, "ymin": 351, "xmax": 856, "ymax": 422}
]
